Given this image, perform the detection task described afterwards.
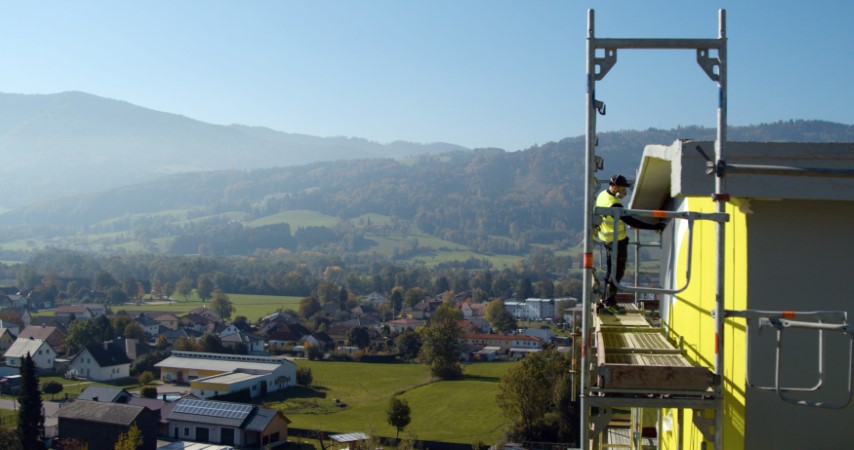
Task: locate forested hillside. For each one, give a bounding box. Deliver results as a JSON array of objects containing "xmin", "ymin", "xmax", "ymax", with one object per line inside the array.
[{"xmin": 1, "ymin": 120, "xmax": 852, "ymax": 263}]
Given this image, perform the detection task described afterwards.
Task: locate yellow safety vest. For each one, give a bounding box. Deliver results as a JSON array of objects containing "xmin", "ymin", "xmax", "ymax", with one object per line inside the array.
[{"xmin": 596, "ymin": 189, "xmax": 626, "ymax": 242}]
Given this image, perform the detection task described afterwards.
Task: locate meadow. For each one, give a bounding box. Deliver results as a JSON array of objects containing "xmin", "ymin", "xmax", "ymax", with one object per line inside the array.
[
  {"xmin": 266, "ymin": 360, "xmax": 514, "ymax": 445},
  {"xmin": 31, "ymin": 293, "xmax": 305, "ymax": 324}
]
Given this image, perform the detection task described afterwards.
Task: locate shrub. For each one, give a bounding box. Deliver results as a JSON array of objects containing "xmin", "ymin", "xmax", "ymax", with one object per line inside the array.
[
  {"xmin": 42, "ymin": 381, "xmax": 64, "ymax": 399},
  {"xmin": 138, "ymin": 371, "xmax": 154, "ymax": 386},
  {"xmin": 140, "ymin": 386, "xmax": 158, "ymax": 399}
]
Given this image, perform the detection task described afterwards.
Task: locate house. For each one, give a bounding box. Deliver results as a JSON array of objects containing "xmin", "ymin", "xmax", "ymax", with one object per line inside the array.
[
  {"xmin": 625, "ymin": 140, "xmax": 854, "ymax": 449},
  {"xmin": 220, "ymin": 331, "xmax": 265, "ymax": 354},
  {"xmin": 259, "ymin": 311, "xmax": 300, "ymax": 325},
  {"xmin": 4, "ymin": 338, "xmax": 55, "ymax": 370},
  {"xmin": 265, "ymin": 327, "xmax": 308, "ymax": 352},
  {"xmin": 388, "ymin": 318, "xmax": 425, "ymax": 333},
  {"xmin": 127, "ymin": 396, "xmax": 179, "ymax": 436},
  {"xmin": 187, "ymin": 306, "xmax": 223, "ymax": 324},
  {"xmin": 77, "ymin": 385, "xmax": 133, "ymax": 403},
  {"xmin": 58, "ymin": 400, "xmax": 159, "ymax": 450},
  {"xmin": 161, "ymin": 327, "xmax": 204, "ymax": 345},
  {"xmin": 154, "ymin": 351, "xmax": 296, "ymax": 390},
  {"xmin": 180, "ymin": 313, "xmax": 218, "ymax": 333},
  {"xmin": 461, "ymin": 301, "xmax": 487, "ymax": 319},
  {"xmin": 0, "ymin": 294, "xmax": 27, "ymax": 309},
  {"xmin": 463, "ymin": 333, "xmax": 544, "ymax": 356},
  {"xmin": 154, "ymin": 313, "xmax": 181, "ymax": 330},
  {"xmin": 67, "ymin": 342, "xmax": 132, "ymax": 381},
  {"xmin": 0, "ymin": 327, "xmax": 16, "ymax": 353},
  {"xmin": 133, "ymin": 313, "xmax": 161, "ymax": 336},
  {"xmin": 407, "ymin": 299, "xmax": 443, "ymax": 320},
  {"xmin": 18, "ymin": 325, "xmax": 65, "ymax": 353},
  {"xmin": 166, "ymin": 398, "xmax": 290, "ymax": 447},
  {"xmin": 191, "ymin": 370, "xmax": 275, "ymax": 399},
  {"xmin": 302, "ymin": 332, "xmax": 334, "ymax": 353},
  {"xmin": 55, "ymin": 303, "xmax": 106, "ymax": 319},
  {"xmin": 0, "ymin": 308, "xmax": 31, "ymax": 328},
  {"xmin": 0, "ymin": 320, "xmax": 21, "ymax": 337},
  {"xmin": 113, "ymin": 337, "xmax": 154, "ymax": 360},
  {"xmin": 219, "ymin": 320, "xmax": 253, "ymax": 338}
]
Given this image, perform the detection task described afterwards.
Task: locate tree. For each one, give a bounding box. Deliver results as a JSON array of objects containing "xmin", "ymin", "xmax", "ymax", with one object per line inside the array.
[
  {"xmin": 496, "ymin": 348, "xmax": 577, "ymax": 444},
  {"xmin": 390, "ymin": 286, "xmax": 404, "ymax": 318},
  {"xmin": 123, "ymin": 322, "xmax": 147, "ymax": 340},
  {"xmin": 114, "ymin": 422, "xmax": 143, "ymax": 450},
  {"xmin": 197, "ymin": 274, "xmax": 214, "ymax": 302},
  {"xmin": 419, "ymin": 303, "xmax": 463, "ymax": 379},
  {"xmin": 296, "ymin": 366, "xmax": 313, "ymax": 386},
  {"xmin": 434, "ymin": 275, "xmax": 450, "ymax": 294},
  {"xmin": 210, "ymin": 289, "xmax": 234, "ymax": 320},
  {"xmin": 94, "ymin": 270, "xmax": 117, "ymax": 290},
  {"xmin": 404, "ymin": 287, "xmax": 424, "ymax": 309},
  {"xmin": 17, "ymin": 354, "xmax": 44, "ymax": 449},
  {"xmin": 175, "ymin": 276, "xmax": 193, "ymax": 302},
  {"xmin": 347, "ymin": 326, "xmax": 371, "ymax": 350},
  {"xmin": 395, "ymin": 328, "xmax": 422, "ymax": 360},
  {"xmin": 386, "ymin": 397, "xmax": 412, "ymax": 441},
  {"xmin": 517, "ymin": 276, "xmax": 534, "ymax": 300},
  {"xmin": 299, "ymin": 296, "xmax": 322, "ymax": 319},
  {"xmin": 485, "ymin": 299, "xmax": 517, "ymax": 333},
  {"xmin": 42, "ymin": 381, "xmax": 63, "ymax": 400},
  {"xmin": 64, "ymin": 319, "xmax": 100, "ymax": 356}
]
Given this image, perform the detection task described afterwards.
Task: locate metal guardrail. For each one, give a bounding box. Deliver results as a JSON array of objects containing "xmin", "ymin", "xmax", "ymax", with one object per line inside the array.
[
  {"xmin": 595, "ymin": 207, "xmax": 729, "ymax": 295},
  {"xmin": 721, "ymin": 309, "xmax": 854, "ymax": 409}
]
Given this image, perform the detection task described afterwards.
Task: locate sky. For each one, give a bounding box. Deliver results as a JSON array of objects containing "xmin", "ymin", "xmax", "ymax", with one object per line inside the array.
[{"xmin": 0, "ymin": 1, "xmax": 851, "ymax": 151}]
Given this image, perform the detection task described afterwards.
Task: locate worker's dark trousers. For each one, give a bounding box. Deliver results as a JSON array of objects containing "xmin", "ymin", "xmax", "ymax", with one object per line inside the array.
[{"xmin": 602, "ymin": 237, "xmax": 629, "ymax": 307}]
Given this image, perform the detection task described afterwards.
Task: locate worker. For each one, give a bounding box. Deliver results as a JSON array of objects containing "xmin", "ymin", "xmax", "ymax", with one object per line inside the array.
[{"xmin": 596, "ymin": 174, "xmax": 666, "ymax": 314}]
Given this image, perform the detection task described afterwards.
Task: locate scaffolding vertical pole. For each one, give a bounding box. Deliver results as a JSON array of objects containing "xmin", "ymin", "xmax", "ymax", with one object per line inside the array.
[
  {"xmin": 712, "ymin": 9, "xmax": 727, "ymax": 450},
  {"xmin": 580, "ymin": 8, "xmax": 597, "ymax": 448}
]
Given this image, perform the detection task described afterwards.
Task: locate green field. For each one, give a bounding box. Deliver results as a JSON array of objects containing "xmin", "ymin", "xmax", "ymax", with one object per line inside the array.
[
  {"xmin": 32, "ymin": 293, "xmax": 305, "ymax": 323},
  {"xmin": 116, "ymin": 294, "xmax": 303, "ymax": 322},
  {"xmin": 267, "ymin": 360, "xmax": 513, "ymax": 445}
]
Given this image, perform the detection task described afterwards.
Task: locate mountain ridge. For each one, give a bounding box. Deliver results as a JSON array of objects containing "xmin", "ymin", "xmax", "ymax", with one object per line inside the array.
[{"xmin": 0, "ymin": 91, "xmax": 468, "ymax": 209}]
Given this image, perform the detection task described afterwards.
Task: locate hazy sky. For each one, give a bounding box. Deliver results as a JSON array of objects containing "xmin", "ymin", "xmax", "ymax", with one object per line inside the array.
[{"xmin": 0, "ymin": 1, "xmax": 851, "ymax": 151}]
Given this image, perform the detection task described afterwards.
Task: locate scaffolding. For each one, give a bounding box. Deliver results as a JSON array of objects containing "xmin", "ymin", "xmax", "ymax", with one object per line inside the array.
[{"xmin": 579, "ymin": 9, "xmax": 728, "ymax": 450}]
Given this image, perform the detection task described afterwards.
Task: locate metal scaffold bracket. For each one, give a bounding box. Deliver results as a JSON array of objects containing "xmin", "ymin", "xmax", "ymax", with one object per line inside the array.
[
  {"xmin": 696, "ymin": 48, "xmax": 721, "ymax": 82},
  {"xmin": 594, "ymin": 48, "xmax": 617, "ymax": 81},
  {"xmin": 692, "ymin": 409, "xmax": 716, "ymax": 443}
]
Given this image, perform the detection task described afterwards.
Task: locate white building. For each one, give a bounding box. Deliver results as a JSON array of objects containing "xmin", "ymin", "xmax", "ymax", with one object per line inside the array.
[
  {"xmin": 4, "ymin": 338, "xmax": 55, "ymax": 370},
  {"xmin": 67, "ymin": 342, "xmax": 132, "ymax": 381}
]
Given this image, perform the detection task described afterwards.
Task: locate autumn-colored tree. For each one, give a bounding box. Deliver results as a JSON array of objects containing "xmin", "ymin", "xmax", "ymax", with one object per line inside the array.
[{"xmin": 114, "ymin": 422, "xmax": 142, "ymax": 450}]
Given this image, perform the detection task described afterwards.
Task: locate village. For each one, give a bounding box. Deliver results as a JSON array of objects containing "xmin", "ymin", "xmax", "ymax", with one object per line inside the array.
[{"xmin": 0, "ymin": 288, "xmax": 578, "ymax": 449}]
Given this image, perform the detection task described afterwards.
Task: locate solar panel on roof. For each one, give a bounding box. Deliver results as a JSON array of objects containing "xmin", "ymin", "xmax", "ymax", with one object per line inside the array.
[{"xmin": 173, "ymin": 399, "xmax": 253, "ymax": 420}]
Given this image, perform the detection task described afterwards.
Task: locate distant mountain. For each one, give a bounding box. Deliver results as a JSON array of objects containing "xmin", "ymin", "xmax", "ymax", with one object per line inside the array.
[{"xmin": 0, "ymin": 91, "xmax": 467, "ymax": 209}]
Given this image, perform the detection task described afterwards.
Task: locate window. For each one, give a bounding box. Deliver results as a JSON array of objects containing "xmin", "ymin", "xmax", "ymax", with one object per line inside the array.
[{"xmin": 184, "ymin": 428, "xmax": 189, "ymax": 436}]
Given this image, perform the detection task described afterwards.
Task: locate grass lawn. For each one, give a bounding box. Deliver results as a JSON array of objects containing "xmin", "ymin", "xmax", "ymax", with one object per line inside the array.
[
  {"xmin": 0, "ymin": 408, "xmax": 16, "ymax": 429},
  {"xmin": 265, "ymin": 360, "xmax": 514, "ymax": 445}
]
